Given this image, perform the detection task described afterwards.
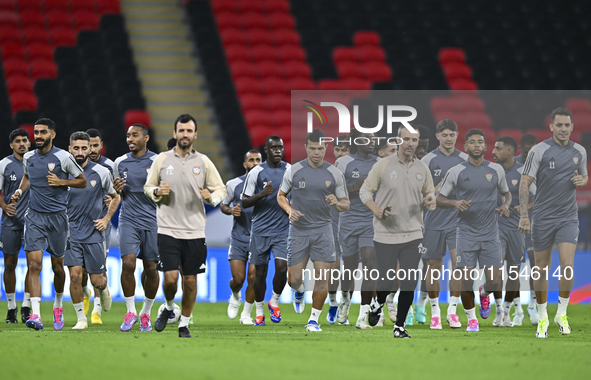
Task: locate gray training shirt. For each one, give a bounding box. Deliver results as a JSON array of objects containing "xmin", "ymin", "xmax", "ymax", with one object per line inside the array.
[
  {"xmin": 280, "ymin": 160, "xmax": 348, "ymax": 236},
  {"xmin": 522, "ymin": 138, "xmax": 587, "ymax": 222},
  {"xmin": 422, "ymin": 148, "xmax": 468, "ymax": 231},
  {"xmin": 95, "ymin": 155, "xmax": 115, "ymax": 219},
  {"xmin": 497, "ymin": 161, "xmax": 536, "ymax": 230},
  {"xmin": 0, "ymin": 154, "xmax": 29, "ymax": 229},
  {"xmin": 439, "ymin": 160, "xmax": 509, "ymax": 240},
  {"xmin": 223, "ymin": 174, "xmax": 253, "ymax": 245}
]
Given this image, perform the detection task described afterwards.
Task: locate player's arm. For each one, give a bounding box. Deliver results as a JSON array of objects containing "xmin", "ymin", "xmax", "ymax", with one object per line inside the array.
[
  {"xmin": 518, "ymin": 174, "xmax": 534, "ymax": 234},
  {"xmin": 200, "ymin": 156, "xmax": 226, "ymax": 207},
  {"xmin": 421, "ymin": 166, "xmax": 436, "ymax": 211},
  {"xmin": 360, "ymin": 159, "xmax": 390, "ymax": 218},
  {"xmin": 10, "ymin": 173, "xmax": 29, "ymax": 204},
  {"xmin": 436, "ymin": 170, "xmax": 470, "ymax": 211},
  {"xmin": 47, "ymin": 172, "xmax": 86, "ymax": 188},
  {"xmin": 277, "ymin": 166, "xmax": 303, "ymax": 221},
  {"xmin": 144, "ymin": 154, "xmax": 168, "ymax": 202},
  {"xmin": 0, "ymin": 169, "xmax": 15, "ymax": 216},
  {"xmin": 220, "ymin": 181, "xmax": 240, "ymax": 217},
  {"xmin": 326, "ymin": 168, "xmax": 350, "ymax": 212}
]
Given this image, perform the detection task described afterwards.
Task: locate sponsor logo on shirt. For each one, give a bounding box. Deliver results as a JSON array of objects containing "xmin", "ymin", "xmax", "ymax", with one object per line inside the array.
[
  {"xmin": 511, "ymin": 179, "xmax": 518, "ymax": 186},
  {"xmin": 48, "ymin": 163, "xmax": 55, "ymax": 171},
  {"xmin": 199, "ymin": 263, "xmax": 206, "ymax": 270},
  {"xmin": 573, "ymin": 157, "xmax": 579, "ymax": 165},
  {"xmin": 90, "ymin": 180, "xmax": 97, "ymax": 187},
  {"xmin": 485, "ymin": 173, "xmax": 492, "ymax": 181},
  {"xmin": 416, "ymin": 173, "xmax": 423, "ymax": 182},
  {"xmin": 193, "ymin": 166, "xmax": 201, "ymax": 175},
  {"xmin": 325, "ymin": 180, "xmax": 331, "ymax": 187}
]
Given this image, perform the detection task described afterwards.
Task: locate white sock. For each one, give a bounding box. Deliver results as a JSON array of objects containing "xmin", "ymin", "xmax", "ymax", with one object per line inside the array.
[
  {"xmin": 270, "ymin": 291, "xmax": 280, "ymax": 307},
  {"xmin": 309, "ymin": 307, "xmax": 321, "ymax": 323},
  {"xmin": 54, "ymin": 292, "xmax": 63, "ymax": 308},
  {"xmin": 82, "ymin": 286, "xmax": 90, "ymax": 298},
  {"xmin": 495, "ymin": 298, "xmax": 503, "ymax": 314},
  {"xmin": 538, "ymin": 302, "xmax": 548, "ymax": 320},
  {"xmin": 140, "ymin": 297, "xmax": 155, "ymax": 316},
  {"xmin": 125, "ymin": 296, "xmax": 137, "ymax": 314},
  {"xmin": 513, "ymin": 297, "xmax": 523, "ymax": 314},
  {"xmin": 429, "ymin": 297, "xmax": 440, "ymax": 319},
  {"xmin": 22, "ymin": 292, "xmax": 31, "ymax": 308},
  {"xmin": 417, "ymin": 291, "xmax": 429, "ymax": 307},
  {"xmin": 255, "ymin": 301, "xmax": 264, "ymax": 317},
  {"xmin": 358, "ymin": 304, "xmax": 369, "ymax": 321},
  {"xmin": 73, "ymin": 302, "xmax": 87, "ymax": 321},
  {"xmin": 556, "ymin": 297, "xmax": 570, "ymax": 317},
  {"xmin": 295, "ymin": 283, "xmax": 305, "ymax": 293},
  {"xmin": 31, "ymin": 297, "xmax": 41, "ymax": 316},
  {"xmin": 341, "ymin": 291, "xmax": 350, "ymax": 304},
  {"xmin": 529, "ymin": 290, "xmax": 536, "ymax": 308},
  {"xmin": 7, "ymin": 293, "xmax": 16, "ymax": 310},
  {"xmin": 165, "ymin": 298, "xmax": 175, "ymax": 311},
  {"xmin": 178, "ymin": 315, "xmax": 190, "ymax": 328},
  {"xmin": 93, "ymin": 297, "xmax": 102, "ymax": 315},
  {"xmin": 328, "ymin": 293, "xmax": 338, "ymax": 307},
  {"xmin": 232, "ymin": 290, "xmax": 240, "ymax": 301},
  {"xmin": 465, "ymin": 307, "xmax": 477, "ymax": 321},
  {"xmin": 242, "ymin": 301, "xmax": 253, "ymax": 317},
  {"xmin": 447, "ymin": 296, "xmax": 459, "ymax": 316},
  {"xmin": 503, "ymin": 301, "xmax": 512, "ymax": 316}
]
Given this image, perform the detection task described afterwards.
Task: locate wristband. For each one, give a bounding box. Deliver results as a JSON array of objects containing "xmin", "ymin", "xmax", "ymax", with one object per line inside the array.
[
  {"xmin": 153, "ymin": 188, "xmax": 159, "ymax": 197},
  {"xmin": 15, "ymin": 189, "xmax": 22, "ymax": 196}
]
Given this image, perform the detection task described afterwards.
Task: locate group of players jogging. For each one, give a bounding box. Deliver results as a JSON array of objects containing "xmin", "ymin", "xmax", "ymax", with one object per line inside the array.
[{"xmin": 1, "ymin": 106, "xmax": 585, "ymax": 339}]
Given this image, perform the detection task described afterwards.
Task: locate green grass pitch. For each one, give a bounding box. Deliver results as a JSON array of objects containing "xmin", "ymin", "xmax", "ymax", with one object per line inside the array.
[{"xmin": 1, "ymin": 302, "xmax": 590, "ymax": 379}]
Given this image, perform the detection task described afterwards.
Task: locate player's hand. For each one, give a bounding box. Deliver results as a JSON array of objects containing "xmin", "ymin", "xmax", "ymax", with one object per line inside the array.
[
  {"xmin": 375, "ymin": 206, "xmax": 392, "ymax": 219},
  {"xmin": 199, "ymin": 186, "xmax": 211, "ymax": 201},
  {"xmin": 104, "ymin": 195, "xmax": 112, "ymax": 208},
  {"xmin": 94, "ymin": 217, "xmax": 109, "ymax": 232},
  {"xmin": 454, "ymin": 199, "xmax": 471, "ymax": 212},
  {"xmin": 113, "ymin": 177, "xmax": 126, "ymax": 193},
  {"xmin": 157, "ymin": 182, "xmax": 171, "ymax": 196},
  {"xmin": 352, "ymin": 177, "xmax": 366, "ymax": 192},
  {"xmin": 232, "ymin": 204, "xmax": 241, "ymax": 217},
  {"xmin": 1, "ymin": 203, "xmax": 17, "ymax": 217},
  {"xmin": 496, "ymin": 204, "xmax": 510, "ymax": 218},
  {"xmin": 514, "ymin": 205, "xmax": 521, "ymax": 214},
  {"xmin": 434, "ymin": 179, "xmax": 444, "ymax": 193},
  {"xmin": 260, "ymin": 181, "xmax": 273, "ymax": 197},
  {"xmin": 424, "ymin": 194, "xmax": 436, "ymax": 210},
  {"xmin": 10, "ymin": 191, "xmax": 21, "ymax": 204},
  {"xmin": 46, "ymin": 172, "xmax": 63, "ymax": 187},
  {"xmin": 518, "ymin": 216, "xmax": 530, "ymax": 235},
  {"xmin": 289, "ymin": 208, "xmax": 304, "ymax": 222},
  {"xmin": 571, "ymin": 170, "xmax": 585, "ymax": 187},
  {"xmin": 325, "ymin": 194, "xmax": 338, "ymax": 207}
]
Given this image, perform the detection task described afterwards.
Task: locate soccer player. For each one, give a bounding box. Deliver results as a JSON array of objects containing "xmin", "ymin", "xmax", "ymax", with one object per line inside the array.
[
  {"xmin": 421, "ymin": 120, "xmax": 468, "ymax": 329},
  {"xmin": 277, "ymin": 129, "xmax": 349, "ymax": 332},
  {"xmin": 327, "ymin": 135, "xmax": 349, "ymax": 324},
  {"xmin": 64, "ymin": 132, "xmax": 118, "ymax": 329},
  {"xmin": 375, "ymin": 139, "xmax": 397, "ymax": 158},
  {"xmin": 11, "ymin": 118, "xmax": 87, "ymax": 331},
  {"xmin": 113, "ymin": 124, "xmax": 159, "ymax": 332},
  {"xmin": 335, "ymin": 130, "xmax": 378, "ymax": 329},
  {"xmin": 363, "ymin": 126, "xmax": 436, "ymax": 338},
  {"xmin": 241, "ymin": 136, "xmax": 290, "ymax": 326},
  {"xmin": 437, "ymin": 128, "xmax": 511, "ymax": 332},
  {"xmin": 167, "ymin": 138, "xmax": 177, "ymax": 150},
  {"xmin": 221, "ymin": 149, "xmax": 261, "ymax": 324},
  {"xmin": 147, "ymin": 114, "xmax": 226, "ymax": 338},
  {"xmin": 519, "ymin": 107, "xmax": 587, "ymax": 338},
  {"xmin": 515, "ymin": 133, "xmax": 539, "ymax": 324},
  {"xmin": 1, "ymin": 128, "xmax": 31, "ymax": 323},
  {"xmin": 492, "ymin": 136, "xmax": 535, "ymax": 327},
  {"xmin": 415, "ymin": 124, "xmax": 431, "ymax": 160}
]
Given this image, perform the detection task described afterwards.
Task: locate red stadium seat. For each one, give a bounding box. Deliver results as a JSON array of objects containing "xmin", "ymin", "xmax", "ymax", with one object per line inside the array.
[
  {"xmin": 252, "ymin": 44, "xmax": 279, "ymax": 61},
  {"xmin": 448, "ymin": 78, "xmax": 478, "ymax": 91},
  {"xmin": 2, "ymin": 58, "xmax": 29, "ymax": 76},
  {"xmin": 6, "ymin": 74, "xmax": 34, "ymax": 93},
  {"xmin": 225, "ymin": 45, "xmax": 250, "ymax": 62},
  {"xmin": 431, "ymin": 97, "xmax": 456, "ymax": 114},
  {"xmin": 17, "ymin": 0, "xmax": 42, "ymax": 12},
  {"xmin": 20, "ymin": 10, "xmax": 45, "ymax": 28},
  {"xmin": 288, "ymin": 77, "xmax": 314, "ymax": 90},
  {"xmin": 274, "ymin": 29, "xmax": 300, "ymax": 46},
  {"xmin": 462, "ymin": 112, "xmax": 491, "ymax": 130},
  {"xmin": 74, "ymin": 11, "xmax": 99, "ymax": 30},
  {"xmin": 1, "ymin": 43, "xmax": 26, "ymax": 60},
  {"xmin": 526, "ymin": 128, "xmax": 552, "ymax": 142},
  {"xmin": 358, "ymin": 46, "xmax": 386, "ymax": 62},
  {"xmin": 71, "ymin": 0, "xmax": 95, "ymax": 13},
  {"xmin": 27, "ymin": 42, "xmax": 54, "ymax": 60},
  {"xmin": 51, "ymin": 27, "xmax": 76, "ymax": 45},
  {"xmin": 23, "ymin": 27, "xmax": 50, "ymax": 44},
  {"xmin": 245, "ymin": 110, "xmax": 272, "ymax": 129},
  {"xmin": 124, "ymin": 110, "xmax": 151, "ymax": 128},
  {"xmin": 336, "ymin": 62, "xmax": 364, "ymax": 79},
  {"xmin": 317, "ymin": 79, "xmax": 342, "ymax": 91},
  {"xmin": 47, "ymin": 11, "xmax": 72, "ymax": 29},
  {"xmin": 234, "ymin": 77, "xmax": 263, "ymax": 96},
  {"xmin": 0, "ymin": 27, "xmax": 23, "ymax": 45},
  {"xmin": 261, "ymin": 77, "xmax": 288, "ymax": 94},
  {"xmin": 364, "ymin": 61, "xmax": 392, "ymax": 82},
  {"xmin": 438, "ymin": 48, "xmax": 466, "ymax": 64},
  {"xmin": 278, "ymin": 45, "xmax": 305, "ymax": 61},
  {"xmin": 211, "ymin": 0, "xmax": 236, "ymax": 14},
  {"xmin": 238, "ymin": 0, "xmax": 264, "ymax": 13},
  {"xmin": 271, "ymin": 110, "xmax": 291, "ymax": 127},
  {"xmin": 44, "ymin": 0, "xmax": 68, "ymax": 12},
  {"xmin": 10, "ymin": 91, "xmax": 37, "ymax": 113},
  {"xmin": 268, "ymin": 12, "xmax": 295, "ymax": 29},
  {"xmin": 239, "ymin": 94, "xmax": 265, "ymax": 113},
  {"xmin": 215, "ymin": 12, "xmax": 241, "ymax": 29},
  {"xmin": 267, "ymin": 94, "xmax": 290, "ymax": 111},
  {"xmin": 242, "ymin": 12, "xmax": 267, "ymax": 29},
  {"xmin": 455, "ymin": 95, "xmax": 485, "ymax": 112},
  {"xmin": 220, "ymin": 28, "xmax": 246, "ymax": 46},
  {"xmin": 342, "ymin": 78, "xmax": 371, "ymax": 91},
  {"xmin": 19, "ymin": 124, "xmax": 34, "ymax": 137},
  {"xmin": 30, "ymin": 59, "xmax": 57, "ymax": 79},
  {"xmin": 96, "ymin": 0, "xmax": 121, "ymax": 14},
  {"xmin": 264, "ymin": 0, "xmax": 290, "ymax": 13},
  {"xmin": 566, "ymin": 98, "xmax": 591, "ymax": 114},
  {"xmin": 443, "ymin": 63, "xmax": 473, "ymax": 81},
  {"xmin": 573, "ymin": 113, "xmax": 591, "ymax": 131},
  {"xmin": 246, "ymin": 28, "xmax": 274, "ymax": 45},
  {"xmin": 257, "ymin": 61, "xmax": 283, "ymax": 78},
  {"xmin": 332, "ymin": 47, "xmax": 357, "ymax": 64},
  {"xmin": 249, "ymin": 126, "xmax": 275, "ymax": 147},
  {"xmin": 0, "ymin": 0, "xmax": 17, "ymax": 11},
  {"xmin": 0, "ymin": 11, "xmax": 19, "ymax": 27},
  {"xmin": 353, "ymin": 31, "xmax": 380, "ymax": 46},
  {"xmin": 284, "ymin": 61, "xmax": 311, "ymax": 79},
  {"xmin": 230, "ymin": 61, "xmax": 256, "ymax": 80}
]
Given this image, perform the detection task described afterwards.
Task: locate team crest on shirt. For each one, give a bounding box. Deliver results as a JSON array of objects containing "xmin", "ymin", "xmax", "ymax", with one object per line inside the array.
[
  {"xmin": 193, "ymin": 166, "xmax": 201, "ymax": 175},
  {"xmin": 325, "ymin": 180, "xmax": 331, "ymax": 187},
  {"xmin": 485, "ymin": 173, "xmax": 493, "ymax": 181},
  {"xmin": 90, "ymin": 180, "xmax": 97, "ymax": 187},
  {"xmin": 146, "ymin": 167, "xmax": 151, "ymax": 173},
  {"xmin": 416, "ymin": 173, "xmax": 423, "ymax": 182},
  {"xmin": 390, "ymin": 169, "xmax": 398, "ymax": 180},
  {"xmin": 48, "ymin": 163, "xmax": 55, "ymax": 171},
  {"xmin": 574, "ymin": 157, "xmax": 579, "ymax": 165},
  {"xmin": 511, "ymin": 179, "xmax": 518, "ymax": 186}
]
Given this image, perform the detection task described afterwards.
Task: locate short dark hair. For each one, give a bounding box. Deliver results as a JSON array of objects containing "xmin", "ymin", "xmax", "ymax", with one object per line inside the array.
[
  {"xmin": 417, "ymin": 124, "xmax": 431, "ymax": 141},
  {"xmin": 244, "ymin": 149, "xmax": 260, "ymax": 161},
  {"xmin": 496, "ymin": 136, "xmax": 518, "ymax": 153},
  {"xmin": 9, "ymin": 128, "xmax": 30, "ymax": 143},
  {"xmin": 130, "ymin": 123, "xmax": 149, "ymax": 135},
  {"xmin": 465, "ymin": 128, "xmax": 485, "ymax": 142},
  {"xmin": 174, "ymin": 114, "xmax": 197, "ymax": 132},
  {"xmin": 34, "ymin": 118, "xmax": 56, "ymax": 131},
  {"xmin": 520, "ymin": 133, "xmax": 538, "ymax": 146},
  {"xmin": 265, "ymin": 135, "xmax": 282, "ymax": 146},
  {"xmin": 86, "ymin": 128, "xmax": 102, "ymax": 141},
  {"xmin": 335, "ymin": 134, "xmax": 350, "ymax": 148},
  {"xmin": 167, "ymin": 138, "xmax": 177, "ymax": 149},
  {"xmin": 550, "ymin": 107, "xmax": 573, "ymax": 123},
  {"xmin": 347, "ymin": 129, "xmax": 364, "ymax": 154},
  {"xmin": 69, "ymin": 131, "xmax": 91, "ymax": 145},
  {"xmin": 306, "ymin": 129, "xmax": 325, "ymax": 145},
  {"xmin": 436, "ymin": 119, "xmax": 458, "ymax": 133}
]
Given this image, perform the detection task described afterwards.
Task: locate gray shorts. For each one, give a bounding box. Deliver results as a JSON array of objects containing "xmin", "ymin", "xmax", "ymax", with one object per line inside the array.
[
  {"xmin": 23, "ymin": 209, "xmax": 68, "ymax": 257},
  {"xmin": 422, "ymin": 228, "xmax": 457, "ymax": 260},
  {"xmin": 117, "ymin": 224, "xmax": 159, "ymax": 262},
  {"xmin": 104, "ymin": 222, "xmax": 112, "ymax": 257},
  {"xmin": 64, "ymin": 240, "xmax": 107, "ymax": 274},
  {"xmin": 1, "ymin": 228, "xmax": 23, "ymax": 256},
  {"xmin": 288, "ymin": 231, "xmax": 335, "ymax": 266},
  {"xmin": 338, "ymin": 223, "xmax": 374, "ymax": 257},
  {"xmin": 532, "ymin": 219, "xmax": 579, "ymax": 252},
  {"xmin": 499, "ymin": 229, "xmax": 525, "ymax": 266},
  {"xmin": 456, "ymin": 237, "xmax": 503, "ymax": 269},
  {"xmin": 228, "ymin": 240, "xmax": 250, "ymax": 261},
  {"xmin": 249, "ymin": 234, "xmax": 287, "ymax": 266}
]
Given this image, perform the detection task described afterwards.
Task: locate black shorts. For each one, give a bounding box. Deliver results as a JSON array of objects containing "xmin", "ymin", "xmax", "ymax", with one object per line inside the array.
[{"xmin": 157, "ymin": 234, "xmax": 207, "ymax": 275}]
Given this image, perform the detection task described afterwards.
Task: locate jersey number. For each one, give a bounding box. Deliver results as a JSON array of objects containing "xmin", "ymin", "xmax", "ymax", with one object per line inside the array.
[
  {"xmin": 352, "ymin": 171, "xmax": 359, "ymax": 178},
  {"xmin": 549, "ymin": 161, "xmax": 555, "ymax": 170},
  {"xmin": 123, "ymin": 171, "xmax": 128, "ymax": 179},
  {"xmin": 10, "ymin": 174, "xmax": 17, "ymax": 181},
  {"xmin": 434, "ymin": 169, "xmax": 441, "ymax": 177}
]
